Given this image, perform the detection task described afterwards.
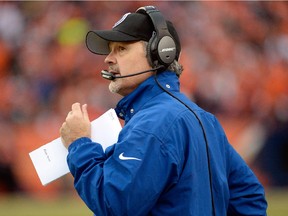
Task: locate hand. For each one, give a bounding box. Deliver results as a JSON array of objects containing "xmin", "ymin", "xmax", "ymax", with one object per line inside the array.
[{"xmin": 60, "ymin": 103, "xmax": 91, "ymax": 148}]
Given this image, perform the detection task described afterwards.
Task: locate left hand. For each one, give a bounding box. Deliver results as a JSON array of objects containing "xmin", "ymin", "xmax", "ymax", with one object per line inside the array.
[{"xmin": 60, "ymin": 103, "xmax": 91, "ymax": 148}]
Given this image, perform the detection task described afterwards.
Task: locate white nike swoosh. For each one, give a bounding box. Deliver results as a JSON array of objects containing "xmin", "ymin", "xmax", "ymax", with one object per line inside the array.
[{"xmin": 119, "ymin": 152, "xmax": 142, "ymax": 161}]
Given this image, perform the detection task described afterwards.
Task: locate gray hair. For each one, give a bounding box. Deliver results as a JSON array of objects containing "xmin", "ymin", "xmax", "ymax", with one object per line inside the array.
[{"xmin": 141, "ymin": 41, "xmax": 183, "ymax": 77}]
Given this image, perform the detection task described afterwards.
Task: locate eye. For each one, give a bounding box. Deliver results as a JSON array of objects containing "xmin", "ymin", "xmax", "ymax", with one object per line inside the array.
[{"xmin": 118, "ymin": 46, "xmax": 126, "ymax": 52}]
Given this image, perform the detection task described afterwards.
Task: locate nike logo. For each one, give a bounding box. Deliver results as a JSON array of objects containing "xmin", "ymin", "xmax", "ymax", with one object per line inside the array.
[{"xmin": 119, "ymin": 152, "xmax": 142, "ymax": 161}]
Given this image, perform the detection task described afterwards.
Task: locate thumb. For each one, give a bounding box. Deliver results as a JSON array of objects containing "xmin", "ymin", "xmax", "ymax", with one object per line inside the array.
[{"xmin": 82, "ymin": 104, "xmax": 90, "ymax": 122}]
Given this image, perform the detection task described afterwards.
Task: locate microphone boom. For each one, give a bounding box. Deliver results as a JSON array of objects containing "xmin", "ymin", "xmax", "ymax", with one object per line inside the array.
[{"xmin": 101, "ymin": 66, "xmax": 164, "ymax": 80}]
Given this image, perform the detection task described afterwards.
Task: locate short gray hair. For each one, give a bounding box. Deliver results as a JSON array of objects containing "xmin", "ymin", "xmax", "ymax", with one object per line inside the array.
[{"xmin": 141, "ymin": 41, "xmax": 183, "ymax": 77}]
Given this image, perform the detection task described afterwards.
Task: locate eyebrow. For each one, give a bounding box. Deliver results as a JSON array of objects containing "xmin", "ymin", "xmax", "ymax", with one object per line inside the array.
[
  {"xmin": 108, "ymin": 41, "xmax": 139, "ymax": 49},
  {"xmin": 108, "ymin": 41, "xmax": 124, "ymax": 51}
]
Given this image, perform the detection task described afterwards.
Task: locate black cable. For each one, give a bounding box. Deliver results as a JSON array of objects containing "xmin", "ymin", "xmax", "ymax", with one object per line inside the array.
[{"xmin": 154, "ymin": 74, "xmax": 216, "ymax": 216}]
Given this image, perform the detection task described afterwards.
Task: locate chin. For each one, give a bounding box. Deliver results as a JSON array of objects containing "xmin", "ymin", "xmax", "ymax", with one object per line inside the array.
[{"xmin": 109, "ymin": 82, "xmax": 121, "ymax": 94}]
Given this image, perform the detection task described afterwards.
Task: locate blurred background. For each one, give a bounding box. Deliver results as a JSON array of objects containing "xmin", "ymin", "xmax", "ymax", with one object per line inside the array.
[{"xmin": 0, "ymin": 1, "xmax": 287, "ymax": 215}]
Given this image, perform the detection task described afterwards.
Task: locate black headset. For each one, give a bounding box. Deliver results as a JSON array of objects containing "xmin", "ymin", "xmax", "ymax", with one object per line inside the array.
[{"xmin": 136, "ymin": 6, "xmax": 177, "ymax": 68}]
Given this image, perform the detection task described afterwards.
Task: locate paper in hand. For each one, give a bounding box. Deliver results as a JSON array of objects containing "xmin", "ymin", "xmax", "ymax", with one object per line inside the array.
[{"xmin": 29, "ymin": 108, "xmax": 122, "ymax": 186}]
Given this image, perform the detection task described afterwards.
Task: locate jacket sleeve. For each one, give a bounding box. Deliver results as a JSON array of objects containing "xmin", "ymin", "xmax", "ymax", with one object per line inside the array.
[
  {"xmin": 67, "ymin": 129, "xmax": 179, "ymax": 216},
  {"xmin": 226, "ymin": 142, "xmax": 267, "ymax": 216}
]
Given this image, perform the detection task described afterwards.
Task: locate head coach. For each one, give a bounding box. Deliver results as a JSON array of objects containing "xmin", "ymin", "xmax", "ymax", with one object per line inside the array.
[{"xmin": 60, "ymin": 5, "xmax": 267, "ymax": 216}]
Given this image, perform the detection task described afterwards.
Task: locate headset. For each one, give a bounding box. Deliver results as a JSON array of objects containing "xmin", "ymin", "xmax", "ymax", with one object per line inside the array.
[
  {"xmin": 136, "ymin": 6, "xmax": 177, "ymax": 68},
  {"xmin": 136, "ymin": 5, "xmax": 216, "ymax": 216}
]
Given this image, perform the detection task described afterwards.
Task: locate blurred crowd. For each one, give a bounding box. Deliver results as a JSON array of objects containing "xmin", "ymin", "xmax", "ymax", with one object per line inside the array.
[{"xmin": 0, "ymin": 1, "xmax": 287, "ymax": 198}]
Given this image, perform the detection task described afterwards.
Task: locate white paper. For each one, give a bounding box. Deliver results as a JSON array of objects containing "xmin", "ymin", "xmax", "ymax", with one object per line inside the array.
[
  {"xmin": 29, "ymin": 108, "xmax": 122, "ymax": 186},
  {"xmin": 29, "ymin": 137, "xmax": 69, "ymax": 186}
]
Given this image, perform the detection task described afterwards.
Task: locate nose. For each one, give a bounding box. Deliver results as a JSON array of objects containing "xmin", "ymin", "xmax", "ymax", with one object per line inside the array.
[{"xmin": 104, "ymin": 51, "xmax": 116, "ymax": 65}]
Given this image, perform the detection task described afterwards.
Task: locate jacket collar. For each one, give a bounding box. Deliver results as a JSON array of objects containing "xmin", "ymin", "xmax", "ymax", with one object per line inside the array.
[{"xmin": 115, "ymin": 71, "xmax": 180, "ymax": 123}]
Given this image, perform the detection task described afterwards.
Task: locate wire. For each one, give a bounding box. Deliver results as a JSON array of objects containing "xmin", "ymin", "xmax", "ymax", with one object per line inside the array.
[{"xmin": 154, "ymin": 74, "xmax": 216, "ymax": 216}]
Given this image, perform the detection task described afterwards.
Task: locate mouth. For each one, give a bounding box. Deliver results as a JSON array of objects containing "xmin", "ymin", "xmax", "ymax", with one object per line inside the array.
[
  {"xmin": 110, "ymin": 70, "xmax": 120, "ymax": 76},
  {"xmin": 108, "ymin": 69, "xmax": 121, "ymax": 79}
]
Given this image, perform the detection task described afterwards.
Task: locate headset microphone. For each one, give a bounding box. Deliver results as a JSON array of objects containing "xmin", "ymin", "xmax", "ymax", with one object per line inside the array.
[{"xmin": 101, "ymin": 66, "xmax": 164, "ymax": 80}]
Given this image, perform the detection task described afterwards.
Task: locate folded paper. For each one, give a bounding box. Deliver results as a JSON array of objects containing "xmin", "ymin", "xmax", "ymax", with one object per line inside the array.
[{"xmin": 29, "ymin": 109, "xmax": 122, "ymax": 186}]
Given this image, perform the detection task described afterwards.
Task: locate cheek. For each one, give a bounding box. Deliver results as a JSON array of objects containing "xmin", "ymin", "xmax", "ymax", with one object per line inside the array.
[
  {"xmin": 118, "ymin": 55, "xmax": 150, "ymax": 75},
  {"xmin": 118, "ymin": 61, "xmax": 133, "ymax": 75}
]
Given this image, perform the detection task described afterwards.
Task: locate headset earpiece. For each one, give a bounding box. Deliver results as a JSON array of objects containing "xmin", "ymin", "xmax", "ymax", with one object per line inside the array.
[
  {"xmin": 146, "ymin": 31, "xmax": 156, "ymax": 66},
  {"xmin": 136, "ymin": 6, "xmax": 177, "ymax": 68}
]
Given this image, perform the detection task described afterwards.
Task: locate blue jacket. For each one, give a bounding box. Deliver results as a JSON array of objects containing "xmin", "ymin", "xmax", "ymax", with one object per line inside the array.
[{"xmin": 67, "ymin": 71, "xmax": 267, "ymax": 215}]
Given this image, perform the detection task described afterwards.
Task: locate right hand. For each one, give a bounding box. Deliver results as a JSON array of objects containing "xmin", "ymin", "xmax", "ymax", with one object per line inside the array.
[{"xmin": 60, "ymin": 103, "xmax": 91, "ymax": 148}]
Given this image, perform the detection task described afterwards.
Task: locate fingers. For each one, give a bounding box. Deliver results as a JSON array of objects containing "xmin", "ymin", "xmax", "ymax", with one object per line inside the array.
[
  {"xmin": 66, "ymin": 103, "xmax": 90, "ymax": 121},
  {"xmin": 59, "ymin": 122, "xmax": 69, "ymax": 147},
  {"xmin": 71, "ymin": 102, "xmax": 82, "ymax": 116},
  {"xmin": 60, "ymin": 122, "xmax": 67, "ymax": 136},
  {"xmin": 82, "ymin": 104, "xmax": 90, "ymax": 122}
]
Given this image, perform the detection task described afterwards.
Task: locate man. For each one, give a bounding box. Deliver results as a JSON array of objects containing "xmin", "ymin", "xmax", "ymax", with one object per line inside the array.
[{"xmin": 60, "ymin": 6, "xmax": 267, "ymax": 216}]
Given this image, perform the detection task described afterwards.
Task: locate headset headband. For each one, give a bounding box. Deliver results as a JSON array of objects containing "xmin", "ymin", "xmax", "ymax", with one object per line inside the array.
[{"xmin": 136, "ymin": 6, "xmax": 177, "ymax": 67}]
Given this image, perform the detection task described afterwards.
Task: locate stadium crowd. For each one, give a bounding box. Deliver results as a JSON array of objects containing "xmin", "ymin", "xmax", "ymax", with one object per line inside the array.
[{"xmin": 0, "ymin": 1, "xmax": 287, "ymax": 197}]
